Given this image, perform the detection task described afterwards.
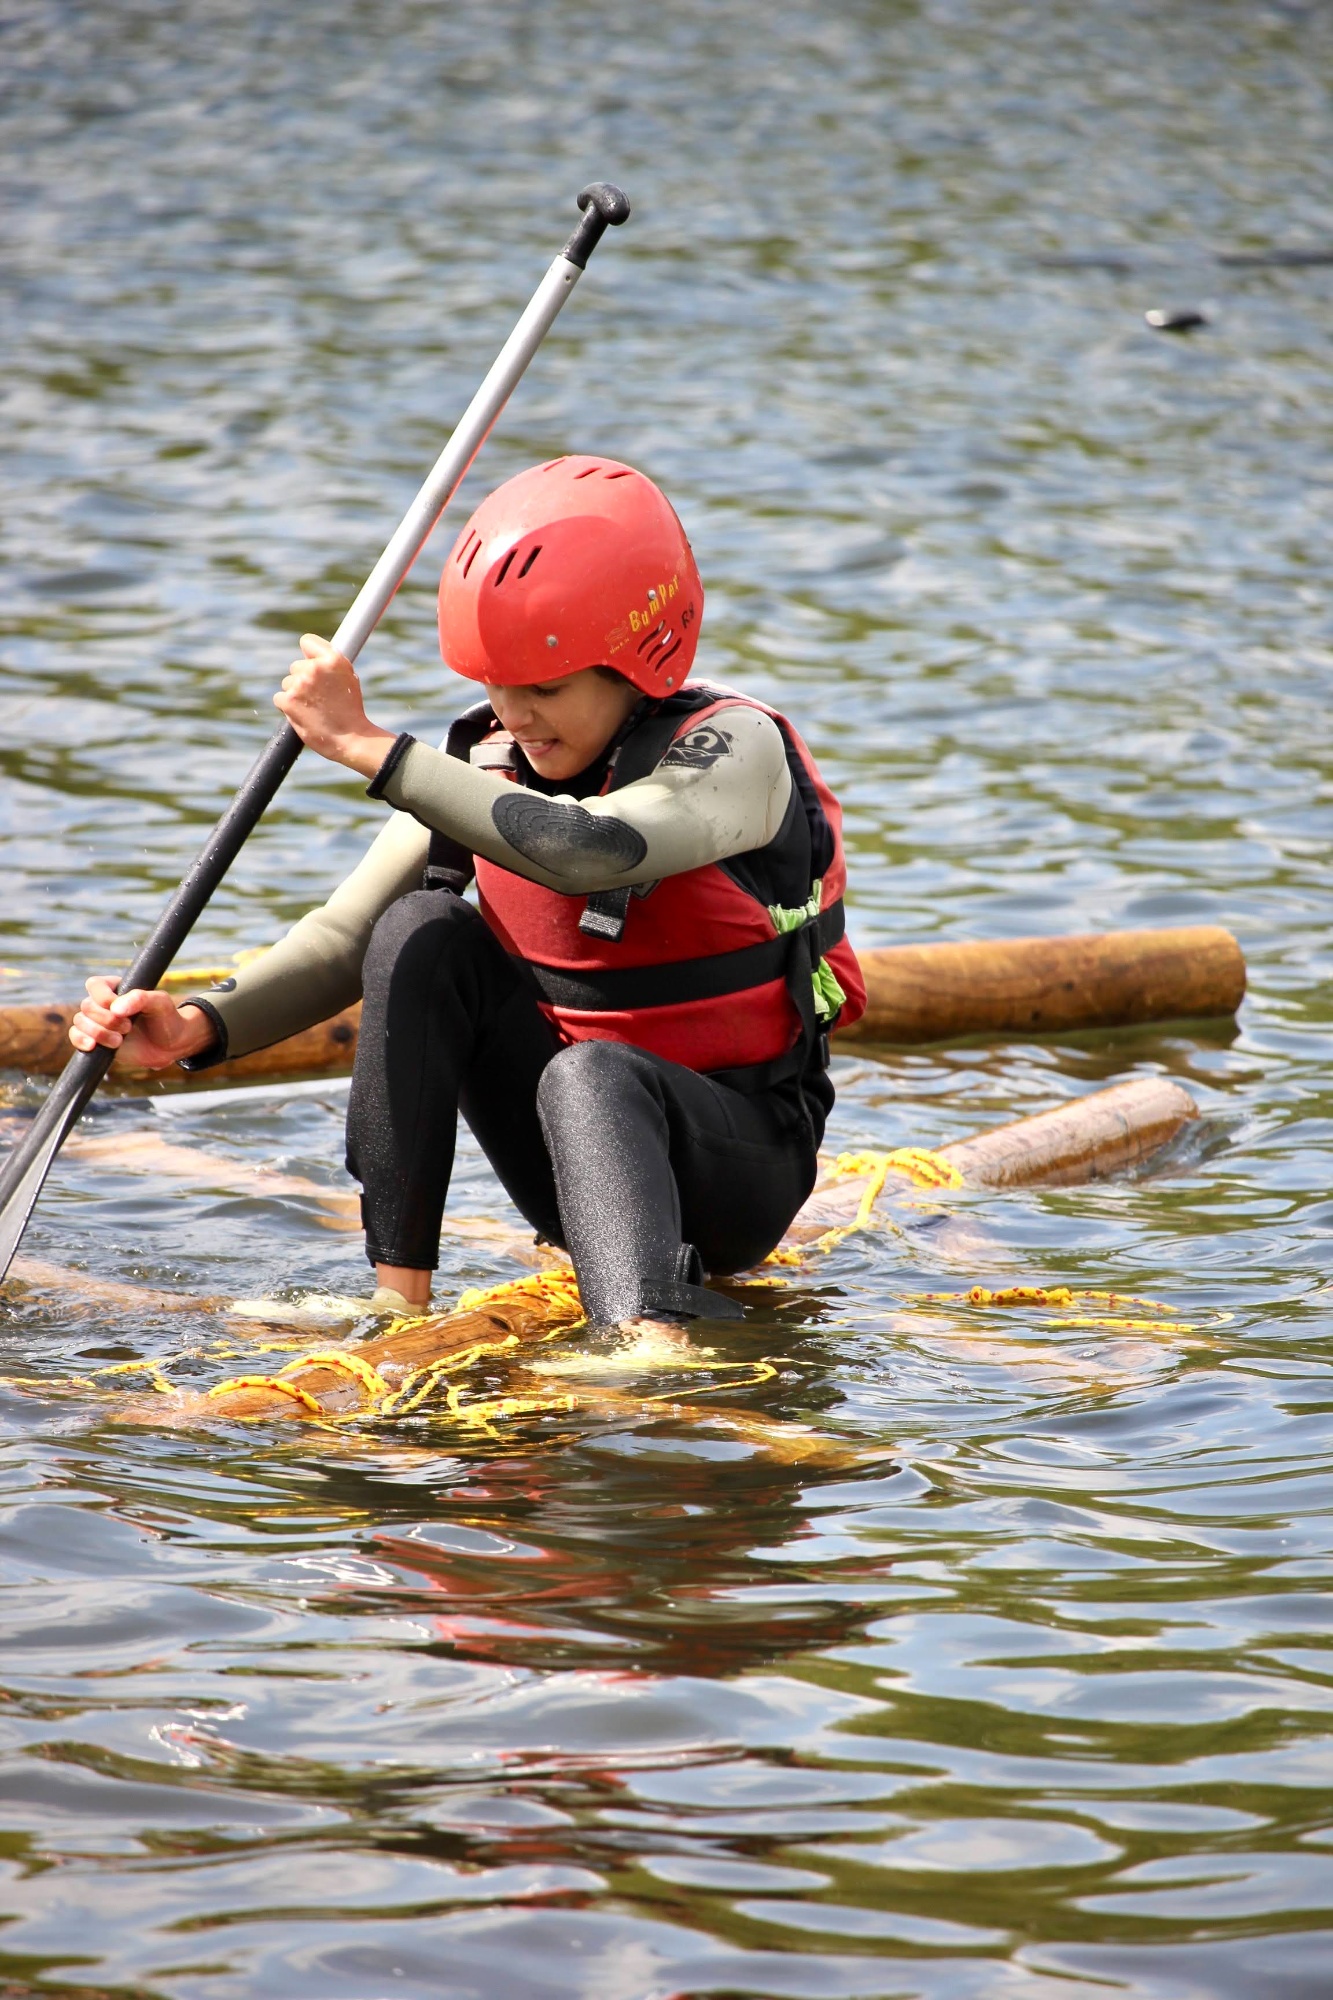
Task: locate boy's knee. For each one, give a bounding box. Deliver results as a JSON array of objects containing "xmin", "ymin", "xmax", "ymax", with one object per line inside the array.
[
  {"xmin": 364, "ymin": 889, "xmax": 484, "ymax": 980},
  {"xmin": 536, "ymin": 1037, "xmax": 656, "ymax": 1119}
]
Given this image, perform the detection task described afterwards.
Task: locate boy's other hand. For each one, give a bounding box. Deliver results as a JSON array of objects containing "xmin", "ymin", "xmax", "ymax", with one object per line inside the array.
[
  {"xmin": 70, "ymin": 978, "xmax": 216, "ymax": 1069},
  {"xmin": 275, "ymin": 635, "xmax": 398, "ymax": 779}
]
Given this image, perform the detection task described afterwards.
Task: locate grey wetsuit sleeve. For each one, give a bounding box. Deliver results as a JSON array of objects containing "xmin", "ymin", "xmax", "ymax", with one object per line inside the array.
[
  {"xmin": 184, "ymin": 809, "xmax": 430, "ymax": 1062},
  {"xmin": 376, "ymin": 702, "xmax": 793, "ymax": 894}
]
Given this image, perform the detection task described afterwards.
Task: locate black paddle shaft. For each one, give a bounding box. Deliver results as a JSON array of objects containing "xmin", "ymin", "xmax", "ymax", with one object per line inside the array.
[
  {"xmin": 0, "ymin": 183, "xmax": 630, "ymax": 1281},
  {"xmin": 0, "ymin": 721, "xmax": 306, "ymax": 1276}
]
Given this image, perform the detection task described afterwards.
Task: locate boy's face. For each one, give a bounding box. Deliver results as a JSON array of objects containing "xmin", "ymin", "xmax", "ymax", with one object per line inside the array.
[{"xmin": 484, "ymin": 667, "xmax": 641, "ymax": 782}]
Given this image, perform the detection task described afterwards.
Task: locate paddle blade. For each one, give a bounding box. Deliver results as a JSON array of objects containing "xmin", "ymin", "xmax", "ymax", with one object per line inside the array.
[{"xmin": 0, "ymin": 1048, "xmax": 112, "ymax": 1281}]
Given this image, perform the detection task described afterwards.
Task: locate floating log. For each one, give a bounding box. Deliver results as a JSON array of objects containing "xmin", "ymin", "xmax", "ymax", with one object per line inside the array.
[
  {"xmin": 937, "ymin": 1076, "xmax": 1198, "ymax": 1188},
  {"xmin": 782, "ymin": 1079, "xmax": 1198, "ymax": 1247},
  {"xmin": 838, "ymin": 925, "xmax": 1245, "ymax": 1046},
  {"xmin": 0, "ymin": 926, "xmax": 1243, "ymax": 1081}
]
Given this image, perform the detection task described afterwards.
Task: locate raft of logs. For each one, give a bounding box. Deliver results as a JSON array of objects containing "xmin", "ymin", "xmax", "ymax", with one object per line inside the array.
[
  {"xmin": 0, "ymin": 926, "xmax": 1245, "ymax": 1083},
  {"xmin": 3, "ymin": 1076, "xmax": 1201, "ymax": 1434}
]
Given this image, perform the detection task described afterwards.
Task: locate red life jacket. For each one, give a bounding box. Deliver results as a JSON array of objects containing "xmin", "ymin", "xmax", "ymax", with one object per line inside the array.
[{"xmin": 432, "ymin": 684, "xmax": 865, "ymax": 1080}]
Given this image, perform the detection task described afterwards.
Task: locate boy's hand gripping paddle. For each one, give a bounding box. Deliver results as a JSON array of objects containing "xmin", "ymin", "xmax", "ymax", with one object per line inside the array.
[{"xmin": 0, "ymin": 184, "xmax": 631, "ymax": 1282}]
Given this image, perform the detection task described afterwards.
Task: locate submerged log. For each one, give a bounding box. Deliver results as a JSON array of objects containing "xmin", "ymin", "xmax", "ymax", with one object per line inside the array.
[
  {"xmin": 0, "ymin": 926, "xmax": 1245, "ymax": 1082},
  {"xmin": 160, "ymin": 1076, "xmax": 1201, "ymax": 1425}
]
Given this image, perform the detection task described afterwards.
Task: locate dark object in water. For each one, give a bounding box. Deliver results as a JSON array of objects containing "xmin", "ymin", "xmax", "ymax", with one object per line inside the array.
[
  {"xmin": 1219, "ymin": 248, "xmax": 1333, "ymax": 268},
  {"xmin": 1145, "ymin": 307, "xmax": 1208, "ymax": 333},
  {"xmin": 1037, "ymin": 253, "xmax": 1137, "ymax": 274}
]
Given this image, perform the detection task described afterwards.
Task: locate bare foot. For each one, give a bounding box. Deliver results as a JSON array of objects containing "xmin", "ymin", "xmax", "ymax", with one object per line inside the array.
[{"xmin": 618, "ymin": 1316, "xmax": 698, "ymax": 1349}]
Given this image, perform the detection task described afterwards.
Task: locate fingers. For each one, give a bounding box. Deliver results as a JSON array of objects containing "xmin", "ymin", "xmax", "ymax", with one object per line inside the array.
[
  {"xmin": 290, "ymin": 634, "xmax": 352, "ymax": 679},
  {"xmin": 70, "ymin": 984, "xmax": 149, "ymax": 1050},
  {"xmin": 69, "ymin": 1006, "xmax": 125, "ymax": 1053},
  {"xmin": 299, "ymin": 632, "xmax": 345, "ymax": 664},
  {"xmin": 68, "ymin": 986, "xmax": 191, "ymax": 1064},
  {"xmin": 109, "ymin": 987, "xmax": 178, "ymax": 1021}
]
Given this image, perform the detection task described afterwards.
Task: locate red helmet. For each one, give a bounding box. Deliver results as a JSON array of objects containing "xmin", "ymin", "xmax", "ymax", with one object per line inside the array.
[{"xmin": 437, "ymin": 455, "xmax": 703, "ymax": 694}]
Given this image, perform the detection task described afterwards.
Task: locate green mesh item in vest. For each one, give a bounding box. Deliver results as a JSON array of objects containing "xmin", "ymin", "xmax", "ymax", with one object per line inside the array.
[{"xmin": 768, "ymin": 881, "xmax": 848, "ymax": 1025}]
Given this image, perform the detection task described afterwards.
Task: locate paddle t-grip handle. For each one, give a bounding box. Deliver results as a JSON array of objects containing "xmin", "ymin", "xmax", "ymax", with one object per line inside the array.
[{"xmin": 561, "ymin": 183, "xmax": 632, "ymax": 268}]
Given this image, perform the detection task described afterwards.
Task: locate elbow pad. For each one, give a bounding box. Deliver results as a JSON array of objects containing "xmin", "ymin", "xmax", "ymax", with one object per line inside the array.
[{"xmin": 491, "ymin": 792, "xmax": 647, "ymax": 878}]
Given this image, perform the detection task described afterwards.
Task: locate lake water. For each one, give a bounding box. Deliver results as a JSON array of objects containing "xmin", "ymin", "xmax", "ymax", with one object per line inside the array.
[{"xmin": 2, "ymin": 1, "xmax": 1333, "ymax": 1993}]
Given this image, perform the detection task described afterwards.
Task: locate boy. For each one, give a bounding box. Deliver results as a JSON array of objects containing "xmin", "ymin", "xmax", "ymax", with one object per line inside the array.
[{"xmin": 72, "ymin": 457, "xmax": 865, "ymax": 1327}]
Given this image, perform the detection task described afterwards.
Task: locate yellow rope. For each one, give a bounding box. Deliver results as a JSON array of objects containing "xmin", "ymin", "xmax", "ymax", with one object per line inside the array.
[
  {"xmin": 774, "ymin": 1147, "xmax": 965, "ymax": 1261},
  {"xmin": 0, "ymin": 1356, "xmax": 175, "ymax": 1398},
  {"xmin": 832, "ymin": 1147, "xmax": 965, "ymax": 1192},
  {"xmin": 454, "ymin": 1268, "xmax": 585, "ymax": 1319},
  {"xmin": 206, "ymin": 1373, "xmax": 324, "ymax": 1415},
  {"xmin": 278, "ymin": 1348, "xmax": 392, "ymax": 1401},
  {"xmin": 921, "ymin": 1285, "xmax": 1174, "ymax": 1311},
  {"xmin": 911, "ymin": 1285, "xmax": 1230, "ymax": 1339},
  {"xmin": 378, "ymin": 1333, "xmax": 521, "ymax": 1417},
  {"xmin": 639, "ymin": 1357, "xmax": 780, "ymax": 1403}
]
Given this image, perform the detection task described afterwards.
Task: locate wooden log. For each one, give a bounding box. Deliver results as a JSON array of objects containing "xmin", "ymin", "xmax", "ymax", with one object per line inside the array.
[
  {"xmin": 938, "ymin": 1077, "xmax": 1198, "ymax": 1189},
  {"xmin": 838, "ymin": 925, "xmax": 1245, "ymax": 1046},
  {"xmin": 0, "ymin": 926, "xmax": 1243, "ymax": 1080}
]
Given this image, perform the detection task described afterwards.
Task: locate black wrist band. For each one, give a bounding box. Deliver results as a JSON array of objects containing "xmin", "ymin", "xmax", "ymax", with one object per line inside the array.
[
  {"xmin": 366, "ymin": 732, "xmax": 417, "ymax": 799},
  {"xmin": 177, "ymin": 996, "xmax": 230, "ymax": 1072}
]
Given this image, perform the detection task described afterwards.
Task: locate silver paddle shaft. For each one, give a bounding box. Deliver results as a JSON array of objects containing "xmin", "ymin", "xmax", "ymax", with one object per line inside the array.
[{"xmin": 331, "ymin": 252, "xmax": 583, "ymax": 666}]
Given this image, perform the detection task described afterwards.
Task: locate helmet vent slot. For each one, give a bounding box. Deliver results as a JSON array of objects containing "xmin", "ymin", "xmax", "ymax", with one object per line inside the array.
[
  {"xmin": 636, "ymin": 619, "xmax": 668, "ymax": 655},
  {"xmin": 458, "ymin": 531, "xmax": 481, "ymax": 578},
  {"xmin": 654, "ymin": 636, "xmax": 682, "ymax": 671},
  {"xmin": 518, "ymin": 544, "xmax": 542, "ymax": 579},
  {"xmin": 494, "ymin": 547, "xmax": 518, "ymax": 588},
  {"xmin": 574, "ymin": 464, "xmax": 602, "ymax": 479},
  {"xmin": 604, "ymin": 469, "xmax": 631, "ymax": 479}
]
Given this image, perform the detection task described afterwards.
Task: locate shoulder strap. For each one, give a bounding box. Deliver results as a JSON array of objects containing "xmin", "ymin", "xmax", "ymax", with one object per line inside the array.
[
  {"xmin": 573, "ymin": 687, "xmax": 730, "ymax": 942},
  {"xmin": 604, "ymin": 685, "xmax": 726, "ymax": 791},
  {"xmin": 423, "ymin": 700, "xmax": 496, "ymax": 893}
]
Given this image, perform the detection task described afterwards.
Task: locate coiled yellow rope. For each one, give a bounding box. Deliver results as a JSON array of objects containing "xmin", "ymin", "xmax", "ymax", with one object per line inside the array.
[
  {"xmin": 454, "ymin": 1268, "xmax": 584, "ymax": 1320},
  {"xmin": 279, "ymin": 1348, "xmax": 392, "ymax": 1401},
  {"xmin": 200, "ymin": 1270, "xmax": 587, "ymax": 1423}
]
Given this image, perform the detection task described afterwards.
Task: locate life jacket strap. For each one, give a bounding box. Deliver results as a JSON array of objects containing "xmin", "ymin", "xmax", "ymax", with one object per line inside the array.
[
  {"xmin": 518, "ymin": 900, "xmax": 845, "ymax": 1013},
  {"xmin": 578, "ymin": 887, "xmax": 632, "ymax": 941}
]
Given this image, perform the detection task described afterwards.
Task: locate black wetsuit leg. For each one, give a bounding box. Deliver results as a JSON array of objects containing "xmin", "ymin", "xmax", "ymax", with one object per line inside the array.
[
  {"xmin": 346, "ymin": 890, "xmax": 826, "ymax": 1321},
  {"xmin": 535, "ymin": 1040, "xmax": 822, "ymax": 1323},
  {"xmin": 346, "ymin": 890, "xmax": 563, "ymax": 1269}
]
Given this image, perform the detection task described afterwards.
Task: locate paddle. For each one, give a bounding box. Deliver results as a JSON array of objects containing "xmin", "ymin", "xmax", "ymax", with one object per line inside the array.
[{"xmin": 0, "ymin": 182, "xmax": 631, "ymax": 1282}]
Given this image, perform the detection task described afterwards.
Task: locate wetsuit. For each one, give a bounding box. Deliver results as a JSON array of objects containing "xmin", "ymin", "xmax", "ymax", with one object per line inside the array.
[{"xmin": 186, "ymin": 689, "xmax": 860, "ymax": 1324}]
